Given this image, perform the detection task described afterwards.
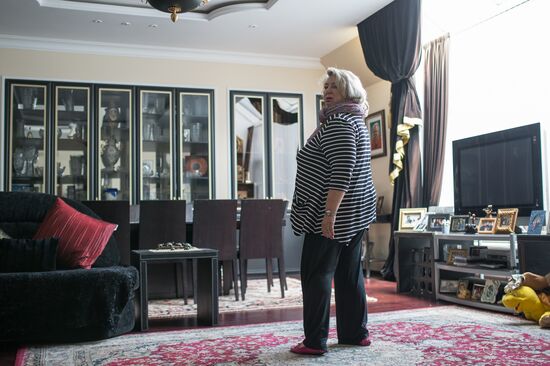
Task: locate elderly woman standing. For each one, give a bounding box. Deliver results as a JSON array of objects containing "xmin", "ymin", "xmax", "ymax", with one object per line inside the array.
[{"xmin": 290, "ymin": 67, "xmax": 377, "ymax": 355}]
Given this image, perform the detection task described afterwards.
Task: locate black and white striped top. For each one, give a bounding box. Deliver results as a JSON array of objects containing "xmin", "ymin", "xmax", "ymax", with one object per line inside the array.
[{"xmin": 290, "ymin": 112, "xmax": 377, "ymax": 243}]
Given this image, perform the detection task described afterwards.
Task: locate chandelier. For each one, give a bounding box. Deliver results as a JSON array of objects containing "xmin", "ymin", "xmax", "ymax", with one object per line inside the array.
[{"xmin": 147, "ymin": 0, "xmax": 208, "ymax": 23}]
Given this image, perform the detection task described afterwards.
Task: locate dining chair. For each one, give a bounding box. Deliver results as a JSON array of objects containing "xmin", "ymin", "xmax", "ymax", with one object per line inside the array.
[
  {"xmin": 81, "ymin": 200, "xmax": 130, "ymax": 265},
  {"xmin": 138, "ymin": 200, "xmax": 193, "ymax": 302},
  {"xmin": 192, "ymin": 199, "xmax": 239, "ymax": 301},
  {"xmin": 238, "ymin": 199, "xmax": 288, "ymax": 300}
]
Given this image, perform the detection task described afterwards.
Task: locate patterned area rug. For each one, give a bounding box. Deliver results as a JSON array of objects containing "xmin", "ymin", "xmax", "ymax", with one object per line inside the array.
[
  {"xmin": 17, "ymin": 306, "xmax": 550, "ymax": 365},
  {"xmin": 149, "ymin": 277, "xmax": 378, "ymax": 319}
]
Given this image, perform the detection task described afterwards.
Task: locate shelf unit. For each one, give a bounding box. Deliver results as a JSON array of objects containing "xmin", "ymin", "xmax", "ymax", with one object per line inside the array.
[{"xmin": 433, "ymin": 233, "xmax": 518, "ymax": 313}]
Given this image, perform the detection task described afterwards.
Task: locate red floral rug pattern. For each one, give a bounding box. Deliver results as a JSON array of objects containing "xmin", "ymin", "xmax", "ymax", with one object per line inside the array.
[
  {"xmin": 17, "ymin": 307, "xmax": 550, "ymax": 365},
  {"xmin": 148, "ymin": 277, "xmax": 377, "ymax": 319}
]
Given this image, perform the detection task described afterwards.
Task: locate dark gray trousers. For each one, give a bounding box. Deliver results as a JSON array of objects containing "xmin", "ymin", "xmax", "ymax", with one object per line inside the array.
[{"xmin": 300, "ymin": 229, "xmax": 369, "ymax": 350}]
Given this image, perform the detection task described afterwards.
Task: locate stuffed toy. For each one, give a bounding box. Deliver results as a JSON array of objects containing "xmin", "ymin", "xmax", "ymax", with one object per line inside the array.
[{"xmin": 502, "ymin": 282, "xmax": 550, "ymax": 328}]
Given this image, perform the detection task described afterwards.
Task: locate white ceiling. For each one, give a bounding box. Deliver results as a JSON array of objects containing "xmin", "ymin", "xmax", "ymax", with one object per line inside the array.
[{"xmin": 0, "ymin": 0, "xmax": 393, "ymax": 69}]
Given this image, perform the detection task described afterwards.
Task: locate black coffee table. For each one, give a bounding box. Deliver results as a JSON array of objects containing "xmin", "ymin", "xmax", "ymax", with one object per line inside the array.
[{"xmin": 131, "ymin": 248, "xmax": 219, "ymax": 330}]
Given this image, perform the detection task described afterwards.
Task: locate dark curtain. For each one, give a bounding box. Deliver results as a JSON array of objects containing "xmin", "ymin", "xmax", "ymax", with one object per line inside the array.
[
  {"xmin": 422, "ymin": 34, "xmax": 450, "ymax": 207},
  {"xmin": 358, "ymin": 0, "xmax": 423, "ymax": 280}
]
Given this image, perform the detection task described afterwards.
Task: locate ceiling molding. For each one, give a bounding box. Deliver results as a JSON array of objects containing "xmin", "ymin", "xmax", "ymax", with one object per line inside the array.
[
  {"xmin": 0, "ymin": 34, "xmax": 323, "ymax": 69},
  {"xmin": 36, "ymin": 0, "xmax": 279, "ymax": 21}
]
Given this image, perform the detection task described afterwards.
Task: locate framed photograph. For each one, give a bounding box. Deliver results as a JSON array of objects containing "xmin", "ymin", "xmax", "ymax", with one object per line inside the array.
[
  {"xmin": 446, "ymin": 248, "xmax": 468, "ymax": 265},
  {"xmin": 477, "ymin": 217, "xmax": 497, "ymax": 234},
  {"xmin": 439, "ymin": 279, "xmax": 459, "ymax": 293},
  {"xmin": 481, "ymin": 279, "xmax": 500, "ymax": 304},
  {"xmin": 456, "ymin": 279, "xmax": 471, "ymax": 300},
  {"xmin": 413, "ymin": 215, "xmax": 429, "ymax": 231},
  {"xmin": 527, "ymin": 210, "xmax": 546, "ymax": 234},
  {"xmin": 426, "ymin": 213, "xmax": 450, "ymax": 232},
  {"xmin": 471, "ymin": 283, "xmax": 485, "ymax": 301},
  {"xmin": 398, "ymin": 208, "xmax": 427, "ymax": 231},
  {"xmin": 450, "ymin": 215, "xmax": 469, "ymax": 233},
  {"xmin": 365, "ymin": 110, "xmax": 387, "ymax": 158},
  {"xmin": 376, "ymin": 196, "xmax": 384, "ymax": 215},
  {"xmin": 495, "ymin": 208, "xmax": 518, "ymax": 233}
]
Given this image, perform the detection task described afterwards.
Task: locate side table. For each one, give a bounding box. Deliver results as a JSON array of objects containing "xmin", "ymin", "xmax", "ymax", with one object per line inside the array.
[{"xmin": 131, "ymin": 248, "xmax": 219, "ymax": 330}]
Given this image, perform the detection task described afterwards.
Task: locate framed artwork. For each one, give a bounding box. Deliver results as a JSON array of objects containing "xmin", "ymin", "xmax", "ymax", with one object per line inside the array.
[
  {"xmin": 457, "ymin": 279, "xmax": 471, "ymax": 300},
  {"xmin": 315, "ymin": 94, "xmax": 324, "ymax": 127},
  {"xmin": 446, "ymin": 248, "xmax": 468, "ymax": 265},
  {"xmin": 365, "ymin": 110, "xmax": 387, "ymax": 158},
  {"xmin": 426, "ymin": 213, "xmax": 450, "ymax": 232},
  {"xmin": 450, "ymin": 215, "xmax": 469, "ymax": 233},
  {"xmin": 495, "ymin": 208, "xmax": 518, "ymax": 233},
  {"xmin": 481, "ymin": 279, "xmax": 500, "ymax": 304},
  {"xmin": 398, "ymin": 208, "xmax": 427, "ymax": 231},
  {"xmin": 471, "ymin": 283, "xmax": 485, "ymax": 301},
  {"xmin": 478, "ymin": 217, "xmax": 497, "ymax": 234},
  {"xmin": 527, "ymin": 210, "xmax": 546, "ymax": 234},
  {"xmin": 439, "ymin": 280, "xmax": 459, "ymax": 293}
]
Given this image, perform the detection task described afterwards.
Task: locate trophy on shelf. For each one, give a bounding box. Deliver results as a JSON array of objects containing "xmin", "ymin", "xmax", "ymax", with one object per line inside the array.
[{"xmin": 102, "ymin": 101, "xmax": 120, "ymax": 138}]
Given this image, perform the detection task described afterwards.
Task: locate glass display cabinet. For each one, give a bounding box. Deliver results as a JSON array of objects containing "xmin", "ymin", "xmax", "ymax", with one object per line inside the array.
[
  {"xmin": 230, "ymin": 91, "xmax": 303, "ymax": 200},
  {"xmin": 7, "ymin": 82, "xmax": 48, "ymax": 193},
  {"xmin": 54, "ymin": 85, "xmax": 91, "ymax": 200},
  {"xmin": 270, "ymin": 95, "xmax": 303, "ymax": 201},
  {"xmin": 97, "ymin": 87, "xmax": 132, "ymax": 201},
  {"xmin": 138, "ymin": 89, "xmax": 173, "ymax": 200},
  {"xmin": 231, "ymin": 93, "xmax": 266, "ymax": 199},
  {"xmin": 179, "ymin": 91, "xmax": 213, "ymax": 202}
]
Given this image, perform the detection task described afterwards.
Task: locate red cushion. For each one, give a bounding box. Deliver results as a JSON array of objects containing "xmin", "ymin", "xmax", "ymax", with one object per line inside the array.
[{"xmin": 33, "ymin": 198, "xmax": 117, "ymax": 269}]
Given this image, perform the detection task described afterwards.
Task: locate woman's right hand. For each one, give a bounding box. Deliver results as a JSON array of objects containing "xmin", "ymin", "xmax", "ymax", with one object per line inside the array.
[{"xmin": 522, "ymin": 272, "xmax": 549, "ymax": 290}]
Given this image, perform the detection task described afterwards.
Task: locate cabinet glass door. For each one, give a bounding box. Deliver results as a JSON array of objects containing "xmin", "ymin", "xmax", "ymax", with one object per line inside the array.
[
  {"xmin": 97, "ymin": 88, "xmax": 132, "ymax": 201},
  {"xmin": 139, "ymin": 90, "xmax": 173, "ymax": 200},
  {"xmin": 179, "ymin": 92, "xmax": 212, "ymax": 202},
  {"xmin": 8, "ymin": 83, "xmax": 48, "ymax": 193},
  {"xmin": 231, "ymin": 93, "xmax": 266, "ymax": 199},
  {"xmin": 54, "ymin": 85, "xmax": 91, "ymax": 200},
  {"xmin": 270, "ymin": 95, "xmax": 302, "ymax": 201}
]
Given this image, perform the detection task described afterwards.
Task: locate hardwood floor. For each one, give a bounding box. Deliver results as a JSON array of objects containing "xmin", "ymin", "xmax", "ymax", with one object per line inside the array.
[{"xmin": 0, "ymin": 273, "xmax": 438, "ymax": 365}]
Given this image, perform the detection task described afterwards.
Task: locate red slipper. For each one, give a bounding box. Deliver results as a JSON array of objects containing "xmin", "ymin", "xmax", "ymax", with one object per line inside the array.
[
  {"xmin": 290, "ymin": 342, "xmax": 326, "ymax": 355},
  {"xmin": 357, "ymin": 337, "xmax": 372, "ymax": 346}
]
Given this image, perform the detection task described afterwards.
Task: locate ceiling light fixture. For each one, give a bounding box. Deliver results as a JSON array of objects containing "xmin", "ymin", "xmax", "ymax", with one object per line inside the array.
[{"xmin": 147, "ymin": 0, "xmax": 208, "ymax": 23}]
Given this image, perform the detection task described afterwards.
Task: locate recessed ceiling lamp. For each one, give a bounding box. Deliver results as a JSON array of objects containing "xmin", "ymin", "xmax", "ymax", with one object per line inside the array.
[{"xmin": 147, "ymin": 0, "xmax": 208, "ymax": 23}]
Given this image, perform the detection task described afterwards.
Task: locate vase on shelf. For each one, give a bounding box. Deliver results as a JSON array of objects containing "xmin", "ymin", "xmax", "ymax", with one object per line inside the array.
[{"xmin": 101, "ymin": 137, "xmax": 120, "ymax": 171}]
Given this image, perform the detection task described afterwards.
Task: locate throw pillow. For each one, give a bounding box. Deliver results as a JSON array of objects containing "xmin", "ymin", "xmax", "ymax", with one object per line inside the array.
[
  {"xmin": 33, "ymin": 198, "xmax": 118, "ymax": 269},
  {"xmin": 0, "ymin": 228, "xmax": 11, "ymax": 239},
  {"xmin": 0, "ymin": 238, "xmax": 58, "ymax": 272}
]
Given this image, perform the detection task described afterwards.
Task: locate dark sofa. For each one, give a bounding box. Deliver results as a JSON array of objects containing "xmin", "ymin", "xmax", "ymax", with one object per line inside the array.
[{"xmin": 0, "ymin": 192, "xmax": 138, "ymax": 342}]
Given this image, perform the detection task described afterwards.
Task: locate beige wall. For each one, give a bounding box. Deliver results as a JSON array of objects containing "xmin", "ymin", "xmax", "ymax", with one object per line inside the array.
[{"xmin": 0, "ymin": 48, "xmax": 324, "ymax": 196}]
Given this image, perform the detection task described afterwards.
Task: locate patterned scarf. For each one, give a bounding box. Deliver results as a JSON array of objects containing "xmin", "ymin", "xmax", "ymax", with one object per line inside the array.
[{"xmin": 319, "ymin": 102, "xmax": 368, "ymax": 125}]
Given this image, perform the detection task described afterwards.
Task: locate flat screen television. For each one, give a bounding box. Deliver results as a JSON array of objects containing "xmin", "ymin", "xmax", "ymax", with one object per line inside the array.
[{"xmin": 452, "ymin": 123, "xmax": 544, "ymax": 219}]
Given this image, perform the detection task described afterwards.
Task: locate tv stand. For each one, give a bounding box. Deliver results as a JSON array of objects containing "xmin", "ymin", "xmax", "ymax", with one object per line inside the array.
[{"xmin": 394, "ymin": 231, "xmax": 519, "ymax": 313}]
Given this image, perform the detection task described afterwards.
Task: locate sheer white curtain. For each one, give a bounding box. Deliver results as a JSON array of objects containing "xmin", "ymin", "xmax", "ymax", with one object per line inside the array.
[{"xmin": 435, "ymin": 0, "xmax": 550, "ymax": 207}]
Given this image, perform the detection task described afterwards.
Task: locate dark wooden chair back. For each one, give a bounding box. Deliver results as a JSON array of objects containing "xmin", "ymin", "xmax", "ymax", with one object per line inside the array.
[
  {"xmin": 193, "ymin": 199, "xmax": 238, "ymax": 260},
  {"xmin": 138, "ymin": 200, "xmax": 187, "ymax": 248},
  {"xmin": 82, "ymin": 200, "xmax": 130, "ymax": 265},
  {"xmin": 193, "ymin": 199, "xmax": 240, "ymax": 300},
  {"xmin": 239, "ymin": 199, "xmax": 288, "ymax": 299},
  {"xmin": 138, "ymin": 200, "xmax": 188, "ymax": 299},
  {"xmin": 239, "ymin": 199, "xmax": 287, "ymax": 259}
]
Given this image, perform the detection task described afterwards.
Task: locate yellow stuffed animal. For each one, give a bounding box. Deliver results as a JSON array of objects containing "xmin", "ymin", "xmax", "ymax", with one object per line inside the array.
[{"xmin": 502, "ymin": 285, "xmax": 550, "ymax": 328}]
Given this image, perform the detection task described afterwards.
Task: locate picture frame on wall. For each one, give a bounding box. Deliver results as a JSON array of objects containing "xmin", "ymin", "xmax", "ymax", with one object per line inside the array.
[
  {"xmin": 398, "ymin": 208, "xmax": 427, "ymax": 231},
  {"xmin": 365, "ymin": 110, "xmax": 387, "ymax": 158},
  {"xmin": 495, "ymin": 208, "xmax": 518, "ymax": 233}
]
